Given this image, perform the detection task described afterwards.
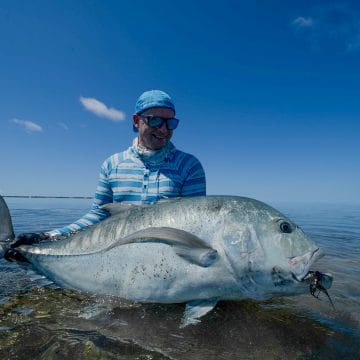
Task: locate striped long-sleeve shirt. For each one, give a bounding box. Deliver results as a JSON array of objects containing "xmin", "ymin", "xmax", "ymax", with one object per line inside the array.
[{"xmin": 49, "ymin": 140, "xmax": 206, "ymax": 236}]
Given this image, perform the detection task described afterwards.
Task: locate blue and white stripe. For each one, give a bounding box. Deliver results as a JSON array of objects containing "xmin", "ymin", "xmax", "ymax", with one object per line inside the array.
[{"xmin": 49, "ymin": 141, "xmax": 206, "ymax": 236}]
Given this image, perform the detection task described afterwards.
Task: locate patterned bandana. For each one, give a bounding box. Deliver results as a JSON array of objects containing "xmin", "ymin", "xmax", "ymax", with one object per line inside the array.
[{"xmin": 131, "ymin": 137, "xmax": 176, "ymax": 167}]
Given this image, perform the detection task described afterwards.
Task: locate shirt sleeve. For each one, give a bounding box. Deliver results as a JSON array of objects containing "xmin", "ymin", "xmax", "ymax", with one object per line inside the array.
[
  {"xmin": 48, "ymin": 161, "xmax": 113, "ymax": 236},
  {"xmin": 180, "ymin": 155, "xmax": 206, "ymax": 197}
]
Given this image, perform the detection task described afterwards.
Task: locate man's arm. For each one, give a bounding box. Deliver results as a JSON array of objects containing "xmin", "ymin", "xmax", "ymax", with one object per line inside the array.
[
  {"xmin": 181, "ymin": 156, "xmax": 206, "ymax": 197},
  {"xmin": 47, "ymin": 161, "xmax": 113, "ymax": 237}
]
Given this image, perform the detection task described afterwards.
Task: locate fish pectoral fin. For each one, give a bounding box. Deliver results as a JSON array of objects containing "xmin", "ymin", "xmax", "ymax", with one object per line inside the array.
[
  {"xmin": 180, "ymin": 299, "xmax": 218, "ymax": 328},
  {"xmin": 173, "ymin": 246, "xmax": 218, "ymax": 267},
  {"xmin": 115, "ymin": 227, "xmax": 218, "ymax": 267}
]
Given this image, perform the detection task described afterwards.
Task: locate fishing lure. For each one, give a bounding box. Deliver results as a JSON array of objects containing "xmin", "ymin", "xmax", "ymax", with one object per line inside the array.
[{"xmin": 304, "ymin": 271, "xmax": 336, "ymax": 310}]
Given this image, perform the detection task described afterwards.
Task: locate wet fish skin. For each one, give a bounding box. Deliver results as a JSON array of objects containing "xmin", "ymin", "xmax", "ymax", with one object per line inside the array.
[
  {"xmin": 0, "ymin": 196, "xmax": 15, "ymax": 258},
  {"xmin": 0, "ymin": 195, "xmax": 324, "ymax": 325}
]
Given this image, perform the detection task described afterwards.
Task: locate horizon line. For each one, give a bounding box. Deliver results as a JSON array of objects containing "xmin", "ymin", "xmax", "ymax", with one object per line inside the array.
[{"xmin": 2, "ymin": 195, "xmax": 92, "ymax": 199}]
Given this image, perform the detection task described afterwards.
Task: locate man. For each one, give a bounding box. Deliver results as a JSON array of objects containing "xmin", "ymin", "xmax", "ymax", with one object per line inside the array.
[{"xmin": 6, "ymin": 90, "xmax": 206, "ymax": 255}]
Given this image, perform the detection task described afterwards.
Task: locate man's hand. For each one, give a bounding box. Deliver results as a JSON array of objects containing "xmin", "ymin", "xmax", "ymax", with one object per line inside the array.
[
  {"xmin": 9, "ymin": 232, "xmax": 50, "ymax": 248},
  {"xmin": 3, "ymin": 232, "xmax": 50, "ymax": 262}
]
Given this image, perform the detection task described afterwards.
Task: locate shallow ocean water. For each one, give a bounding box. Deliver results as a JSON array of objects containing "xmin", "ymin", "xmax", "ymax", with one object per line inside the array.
[{"xmin": 0, "ymin": 198, "xmax": 359, "ymax": 359}]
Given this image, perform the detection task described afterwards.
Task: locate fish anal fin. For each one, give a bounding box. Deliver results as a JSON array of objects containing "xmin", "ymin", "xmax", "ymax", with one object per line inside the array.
[{"xmin": 180, "ymin": 299, "xmax": 218, "ymax": 328}]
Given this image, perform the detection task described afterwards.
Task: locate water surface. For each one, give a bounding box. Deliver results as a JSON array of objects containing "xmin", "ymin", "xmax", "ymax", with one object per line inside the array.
[{"xmin": 0, "ymin": 198, "xmax": 359, "ymax": 359}]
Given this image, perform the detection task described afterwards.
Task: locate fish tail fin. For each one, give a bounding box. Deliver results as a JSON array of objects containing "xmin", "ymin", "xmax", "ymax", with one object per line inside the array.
[{"xmin": 0, "ymin": 195, "xmax": 15, "ymax": 258}]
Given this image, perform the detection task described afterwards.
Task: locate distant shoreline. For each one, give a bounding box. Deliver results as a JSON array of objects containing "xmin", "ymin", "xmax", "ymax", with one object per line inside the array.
[{"xmin": 3, "ymin": 195, "xmax": 92, "ymax": 199}]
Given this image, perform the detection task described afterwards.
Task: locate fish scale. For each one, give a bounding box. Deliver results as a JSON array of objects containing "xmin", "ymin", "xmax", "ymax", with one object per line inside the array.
[{"xmin": 0, "ymin": 195, "xmax": 331, "ymax": 326}]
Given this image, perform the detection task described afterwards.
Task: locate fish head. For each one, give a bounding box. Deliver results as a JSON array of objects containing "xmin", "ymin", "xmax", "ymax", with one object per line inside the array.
[
  {"xmin": 261, "ymin": 216, "xmax": 323, "ymax": 296},
  {"xmin": 221, "ymin": 198, "xmax": 323, "ymax": 298}
]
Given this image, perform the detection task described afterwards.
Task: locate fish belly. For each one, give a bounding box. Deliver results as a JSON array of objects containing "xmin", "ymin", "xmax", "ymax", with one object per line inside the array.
[{"xmin": 24, "ymin": 243, "xmax": 232, "ymax": 303}]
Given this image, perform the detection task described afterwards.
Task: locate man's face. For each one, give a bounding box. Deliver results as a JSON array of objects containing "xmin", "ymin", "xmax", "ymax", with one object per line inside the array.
[{"xmin": 133, "ymin": 107, "xmax": 175, "ymax": 150}]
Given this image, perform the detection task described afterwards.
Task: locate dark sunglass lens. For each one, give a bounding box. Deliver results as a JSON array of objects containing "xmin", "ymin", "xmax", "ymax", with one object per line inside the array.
[
  {"xmin": 167, "ymin": 118, "xmax": 179, "ymax": 130},
  {"xmin": 147, "ymin": 116, "xmax": 164, "ymax": 128},
  {"xmin": 144, "ymin": 116, "xmax": 179, "ymax": 130}
]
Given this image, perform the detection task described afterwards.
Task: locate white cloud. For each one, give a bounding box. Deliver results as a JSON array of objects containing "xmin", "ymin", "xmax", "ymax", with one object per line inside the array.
[
  {"xmin": 292, "ymin": 5, "xmax": 360, "ymax": 52},
  {"xmin": 79, "ymin": 96, "xmax": 125, "ymax": 122},
  {"xmin": 292, "ymin": 17, "xmax": 314, "ymax": 29},
  {"xmin": 12, "ymin": 118, "xmax": 43, "ymax": 133},
  {"xmin": 58, "ymin": 122, "xmax": 69, "ymax": 130}
]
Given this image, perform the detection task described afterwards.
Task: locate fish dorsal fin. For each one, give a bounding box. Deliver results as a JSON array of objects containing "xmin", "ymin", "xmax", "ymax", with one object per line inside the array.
[
  {"xmin": 108, "ymin": 227, "xmax": 218, "ymax": 267},
  {"xmin": 101, "ymin": 202, "xmax": 150, "ymax": 216}
]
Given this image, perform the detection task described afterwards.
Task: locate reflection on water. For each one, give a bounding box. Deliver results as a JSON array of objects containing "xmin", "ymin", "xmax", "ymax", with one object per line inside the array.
[{"xmin": 0, "ymin": 198, "xmax": 359, "ymax": 359}]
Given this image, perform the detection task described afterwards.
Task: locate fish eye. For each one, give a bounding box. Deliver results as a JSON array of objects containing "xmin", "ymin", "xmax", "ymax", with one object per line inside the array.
[{"xmin": 279, "ymin": 221, "xmax": 292, "ymax": 233}]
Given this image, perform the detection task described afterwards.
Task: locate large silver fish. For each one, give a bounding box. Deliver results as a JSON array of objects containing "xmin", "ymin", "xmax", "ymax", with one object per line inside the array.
[{"xmin": 0, "ymin": 195, "xmax": 331, "ymax": 326}]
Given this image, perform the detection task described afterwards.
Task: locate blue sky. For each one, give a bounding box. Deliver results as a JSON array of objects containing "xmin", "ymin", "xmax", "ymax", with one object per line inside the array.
[{"xmin": 0, "ymin": 0, "xmax": 359, "ymax": 202}]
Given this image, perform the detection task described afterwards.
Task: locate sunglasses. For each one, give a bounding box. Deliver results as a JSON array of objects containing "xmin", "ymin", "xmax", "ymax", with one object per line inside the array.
[{"xmin": 140, "ymin": 115, "xmax": 179, "ymax": 130}]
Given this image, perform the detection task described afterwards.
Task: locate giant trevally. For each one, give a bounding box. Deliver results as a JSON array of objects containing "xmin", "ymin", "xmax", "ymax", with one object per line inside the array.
[{"xmin": 0, "ymin": 195, "xmax": 333, "ymax": 326}]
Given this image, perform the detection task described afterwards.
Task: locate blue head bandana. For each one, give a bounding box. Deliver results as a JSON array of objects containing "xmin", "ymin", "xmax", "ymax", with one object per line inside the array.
[{"xmin": 135, "ymin": 90, "xmax": 175, "ymax": 115}]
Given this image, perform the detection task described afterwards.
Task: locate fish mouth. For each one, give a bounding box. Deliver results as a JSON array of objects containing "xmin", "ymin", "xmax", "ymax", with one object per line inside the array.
[
  {"xmin": 288, "ymin": 247, "xmax": 323, "ymax": 281},
  {"xmin": 271, "ymin": 247, "xmax": 323, "ymax": 287}
]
